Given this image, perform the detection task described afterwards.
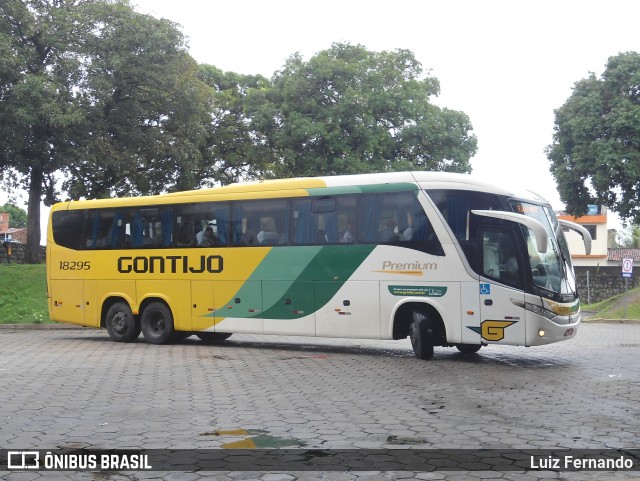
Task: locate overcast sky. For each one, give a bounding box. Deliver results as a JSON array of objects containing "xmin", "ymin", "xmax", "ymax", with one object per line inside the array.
[{"xmin": 4, "ymin": 0, "xmax": 639, "ymax": 237}]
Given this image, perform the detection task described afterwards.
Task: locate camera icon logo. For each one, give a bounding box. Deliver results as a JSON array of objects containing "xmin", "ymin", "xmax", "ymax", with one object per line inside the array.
[{"xmin": 7, "ymin": 451, "xmax": 40, "ymax": 469}]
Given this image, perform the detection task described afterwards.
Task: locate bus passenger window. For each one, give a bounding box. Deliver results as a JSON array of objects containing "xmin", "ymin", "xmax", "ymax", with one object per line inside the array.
[
  {"xmin": 358, "ymin": 191, "xmax": 443, "ymax": 255},
  {"xmin": 193, "ymin": 204, "xmax": 229, "ymax": 247},
  {"xmin": 232, "ymin": 199, "xmax": 289, "ymax": 246},
  {"xmin": 51, "ymin": 211, "xmax": 85, "ymax": 250},
  {"xmin": 175, "ymin": 217, "xmax": 197, "ymax": 247},
  {"xmin": 293, "ymin": 196, "xmax": 356, "ymax": 245},
  {"xmin": 83, "ymin": 209, "xmax": 122, "ymax": 249}
]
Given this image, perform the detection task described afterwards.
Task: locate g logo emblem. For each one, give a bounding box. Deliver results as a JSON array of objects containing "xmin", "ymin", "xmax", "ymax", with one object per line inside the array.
[{"xmin": 481, "ymin": 320, "xmax": 516, "ymax": 341}]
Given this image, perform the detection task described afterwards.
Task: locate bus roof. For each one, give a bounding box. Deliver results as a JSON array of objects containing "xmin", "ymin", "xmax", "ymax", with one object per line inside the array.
[{"xmin": 53, "ymin": 171, "xmax": 549, "ymax": 211}]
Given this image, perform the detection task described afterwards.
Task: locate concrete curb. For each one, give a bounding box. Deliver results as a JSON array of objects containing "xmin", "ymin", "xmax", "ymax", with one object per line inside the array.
[
  {"xmin": 583, "ymin": 318, "xmax": 640, "ymax": 324},
  {"xmin": 0, "ymin": 323, "xmax": 87, "ymax": 330}
]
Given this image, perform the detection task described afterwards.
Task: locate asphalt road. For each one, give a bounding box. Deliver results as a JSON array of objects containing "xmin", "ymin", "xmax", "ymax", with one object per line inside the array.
[{"xmin": 0, "ymin": 322, "xmax": 639, "ymax": 481}]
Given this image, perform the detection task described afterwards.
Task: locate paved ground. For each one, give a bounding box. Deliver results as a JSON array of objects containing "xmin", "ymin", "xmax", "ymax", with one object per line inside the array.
[{"xmin": 0, "ymin": 322, "xmax": 639, "ymax": 481}]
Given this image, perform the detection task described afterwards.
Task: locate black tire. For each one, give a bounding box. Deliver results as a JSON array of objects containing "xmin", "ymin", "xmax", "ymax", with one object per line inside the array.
[
  {"xmin": 196, "ymin": 332, "xmax": 232, "ymax": 343},
  {"xmin": 140, "ymin": 301, "xmax": 175, "ymax": 344},
  {"xmin": 456, "ymin": 344, "xmax": 482, "ymax": 354},
  {"xmin": 105, "ymin": 302, "xmax": 140, "ymax": 342},
  {"xmin": 409, "ymin": 309, "xmax": 435, "ymax": 360}
]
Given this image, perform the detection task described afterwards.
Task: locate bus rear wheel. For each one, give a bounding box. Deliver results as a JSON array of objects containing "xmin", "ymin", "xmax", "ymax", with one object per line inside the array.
[
  {"xmin": 409, "ymin": 309, "xmax": 434, "ymax": 360},
  {"xmin": 105, "ymin": 302, "xmax": 140, "ymax": 342},
  {"xmin": 141, "ymin": 302, "xmax": 175, "ymax": 345},
  {"xmin": 196, "ymin": 332, "xmax": 233, "ymax": 343}
]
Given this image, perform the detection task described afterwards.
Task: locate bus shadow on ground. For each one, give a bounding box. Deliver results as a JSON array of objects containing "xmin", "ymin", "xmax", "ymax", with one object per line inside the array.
[{"xmin": 66, "ymin": 330, "xmax": 573, "ymax": 368}]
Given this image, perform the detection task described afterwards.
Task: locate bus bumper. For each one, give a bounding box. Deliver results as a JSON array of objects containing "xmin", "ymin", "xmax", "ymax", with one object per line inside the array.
[{"xmin": 527, "ymin": 314, "xmax": 581, "ymax": 346}]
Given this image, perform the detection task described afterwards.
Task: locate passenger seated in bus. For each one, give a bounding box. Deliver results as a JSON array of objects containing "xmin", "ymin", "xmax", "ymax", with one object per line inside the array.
[
  {"xmin": 500, "ymin": 241, "xmax": 519, "ymax": 284},
  {"xmin": 176, "ymin": 221, "xmax": 196, "ymax": 247},
  {"xmin": 257, "ymin": 231, "xmax": 281, "ymax": 244},
  {"xmin": 87, "ymin": 219, "xmax": 116, "ymax": 248},
  {"xmin": 237, "ymin": 229, "xmax": 256, "ymax": 245},
  {"xmin": 196, "ymin": 222, "xmax": 215, "ymax": 245},
  {"xmin": 341, "ymin": 222, "xmax": 355, "ymax": 243},
  {"xmin": 483, "ymin": 239, "xmax": 500, "ymax": 278},
  {"xmin": 379, "ymin": 219, "xmax": 398, "ymax": 242},
  {"xmin": 199, "ymin": 226, "xmax": 217, "ymax": 247},
  {"xmin": 142, "ymin": 234, "xmax": 159, "ymax": 246}
]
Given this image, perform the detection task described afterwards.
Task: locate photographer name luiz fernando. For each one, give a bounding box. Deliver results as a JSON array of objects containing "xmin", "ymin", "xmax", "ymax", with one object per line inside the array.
[{"xmin": 530, "ymin": 455, "xmax": 634, "ymax": 470}]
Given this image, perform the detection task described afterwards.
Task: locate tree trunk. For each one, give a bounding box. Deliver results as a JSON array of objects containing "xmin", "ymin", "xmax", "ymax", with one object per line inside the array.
[{"xmin": 24, "ymin": 167, "xmax": 43, "ymax": 264}]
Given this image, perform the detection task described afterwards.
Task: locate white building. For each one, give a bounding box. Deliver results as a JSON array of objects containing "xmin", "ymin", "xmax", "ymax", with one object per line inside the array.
[{"xmin": 558, "ymin": 206, "xmax": 611, "ymax": 266}]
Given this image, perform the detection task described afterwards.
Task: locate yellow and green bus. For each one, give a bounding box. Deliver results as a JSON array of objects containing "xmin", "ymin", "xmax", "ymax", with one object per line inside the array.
[{"xmin": 47, "ymin": 172, "xmax": 590, "ymax": 359}]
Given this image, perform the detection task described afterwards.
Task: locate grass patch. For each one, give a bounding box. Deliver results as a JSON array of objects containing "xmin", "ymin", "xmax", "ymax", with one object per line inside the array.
[
  {"xmin": 0, "ymin": 264, "xmax": 51, "ymax": 324},
  {"xmin": 582, "ymin": 286, "xmax": 640, "ymax": 320}
]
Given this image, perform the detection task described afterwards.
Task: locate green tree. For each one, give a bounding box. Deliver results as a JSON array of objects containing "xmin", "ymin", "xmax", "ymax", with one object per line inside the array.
[
  {"xmin": 62, "ymin": 3, "xmax": 211, "ymax": 198},
  {"xmin": 547, "ymin": 52, "xmax": 640, "ymax": 223},
  {"xmin": 0, "ymin": 0, "xmax": 90, "ymax": 261},
  {"xmin": 193, "ymin": 65, "xmax": 274, "ymax": 186},
  {"xmin": 615, "ymin": 225, "xmax": 640, "ymax": 248},
  {"xmin": 0, "ymin": 0, "xmax": 208, "ymax": 262},
  {"xmin": 0, "ymin": 204, "xmax": 28, "ymax": 228},
  {"xmin": 252, "ymin": 43, "xmax": 477, "ymax": 177}
]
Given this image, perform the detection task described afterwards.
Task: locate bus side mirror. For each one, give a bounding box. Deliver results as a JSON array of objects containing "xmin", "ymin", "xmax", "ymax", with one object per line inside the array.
[{"xmin": 558, "ymin": 219, "xmax": 592, "ymax": 255}]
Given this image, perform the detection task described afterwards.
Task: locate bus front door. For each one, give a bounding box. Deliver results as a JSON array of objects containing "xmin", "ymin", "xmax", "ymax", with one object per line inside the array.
[{"xmin": 477, "ymin": 228, "xmax": 526, "ymax": 346}]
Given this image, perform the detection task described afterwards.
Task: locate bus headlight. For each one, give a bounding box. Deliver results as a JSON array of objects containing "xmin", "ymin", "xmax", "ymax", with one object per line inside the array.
[{"xmin": 538, "ymin": 329, "xmax": 545, "ymax": 337}]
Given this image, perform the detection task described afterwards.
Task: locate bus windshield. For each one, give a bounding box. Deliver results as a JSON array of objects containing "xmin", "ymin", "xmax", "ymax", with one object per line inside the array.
[{"xmin": 510, "ymin": 201, "xmax": 577, "ymax": 299}]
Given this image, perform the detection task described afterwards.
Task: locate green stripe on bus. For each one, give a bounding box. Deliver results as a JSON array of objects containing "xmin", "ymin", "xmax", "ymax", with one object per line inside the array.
[
  {"xmin": 227, "ymin": 247, "xmax": 322, "ymax": 318},
  {"xmin": 260, "ymin": 245, "xmax": 375, "ymax": 320}
]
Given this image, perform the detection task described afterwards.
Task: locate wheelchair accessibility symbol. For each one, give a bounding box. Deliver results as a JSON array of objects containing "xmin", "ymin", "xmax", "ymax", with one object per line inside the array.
[{"xmin": 480, "ymin": 283, "xmax": 491, "ymax": 295}]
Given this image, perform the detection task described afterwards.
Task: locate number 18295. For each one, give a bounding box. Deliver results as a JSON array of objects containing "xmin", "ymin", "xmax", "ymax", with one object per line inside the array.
[{"xmin": 59, "ymin": 261, "xmax": 91, "ymax": 270}]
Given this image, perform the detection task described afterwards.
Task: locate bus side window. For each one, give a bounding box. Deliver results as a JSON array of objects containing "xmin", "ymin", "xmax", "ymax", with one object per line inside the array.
[
  {"xmin": 292, "ymin": 196, "xmax": 356, "ymax": 245},
  {"xmin": 175, "ymin": 218, "xmax": 197, "ymax": 247},
  {"xmin": 231, "ymin": 203, "xmax": 255, "ymax": 246},
  {"xmin": 358, "ymin": 192, "xmax": 443, "ymax": 255},
  {"xmin": 232, "ymin": 199, "xmax": 289, "ymax": 246},
  {"xmin": 83, "ymin": 209, "xmax": 122, "ymax": 249},
  {"xmin": 51, "ymin": 211, "xmax": 85, "ymax": 250},
  {"xmin": 126, "ymin": 207, "xmax": 166, "ymax": 248}
]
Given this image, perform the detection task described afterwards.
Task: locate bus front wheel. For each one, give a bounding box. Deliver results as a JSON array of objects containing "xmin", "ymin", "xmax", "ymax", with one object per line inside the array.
[
  {"xmin": 409, "ymin": 309, "xmax": 434, "ymax": 360},
  {"xmin": 105, "ymin": 302, "xmax": 140, "ymax": 342},
  {"xmin": 456, "ymin": 344, "xmax": 482, "ymax": 354},
  {"xmin": 141, "ymin": 302, "xmax": 175, "ymax": 345}
]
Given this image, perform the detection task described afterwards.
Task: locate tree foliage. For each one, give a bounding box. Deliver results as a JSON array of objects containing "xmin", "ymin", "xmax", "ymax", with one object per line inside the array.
[
  {"xmin": 0, "ymin": 0, "xmax": 107, "ymax": 261},
  {"xmin": 0, "ymin": 0, "xmax": 208, "ymax": 260},
  {"xmin": 252, "ymin": 43, "xmax": 477, "ymax": 178},
  {"xmin": 547, "ymin": 52, "xmax": 640, "ymax": 223},
  {"xmin": 0, "ymin": 204, "xmax": 28, "ymax": 228},
  {"xmin": 194, "ymin": 65, "xmax": 273, "ymax": 186},
  {"xmin": 59, "ymin": 1, "xmax": 210, "ymax": 198},
  {"xmin": 615, "ymin": 225, "xmax": 640, "ymax": 248}
]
